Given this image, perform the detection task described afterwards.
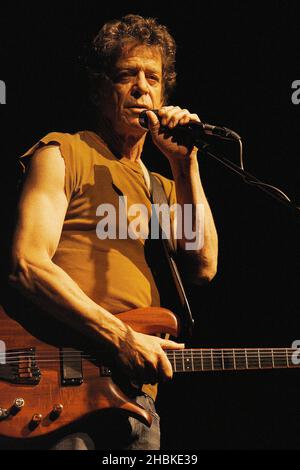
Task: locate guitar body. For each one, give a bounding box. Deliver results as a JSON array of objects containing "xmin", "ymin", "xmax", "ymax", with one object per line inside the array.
[
  {"xmin": 2, "ymin": 301, "xmax": 298, "ymax": 441},
  {"xmin": 0, "ymin": 304, "xmax": 179, "ymax": 439}
]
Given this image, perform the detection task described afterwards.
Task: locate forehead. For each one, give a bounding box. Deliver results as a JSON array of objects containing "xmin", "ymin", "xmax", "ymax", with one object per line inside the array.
[{"xmin": 115, "ymin": 43, "xmax": 162, "ymax": 73}]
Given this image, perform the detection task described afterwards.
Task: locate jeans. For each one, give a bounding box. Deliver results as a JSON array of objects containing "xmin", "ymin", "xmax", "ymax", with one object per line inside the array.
[{"xmin": 51, "ymin": 394, "xmax": 160, "ymax": 450}]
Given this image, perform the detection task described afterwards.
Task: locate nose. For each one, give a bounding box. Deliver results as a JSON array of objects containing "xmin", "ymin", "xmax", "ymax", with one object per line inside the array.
[{"xmin": 131, "ymin": 72, "xmax": 149, "ymax": 99}]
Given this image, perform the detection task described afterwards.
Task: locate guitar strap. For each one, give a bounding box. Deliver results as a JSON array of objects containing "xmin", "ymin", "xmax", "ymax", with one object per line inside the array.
[{"xmin": 146, "ymin": 171, "xmax": 195, "ymax": 340}]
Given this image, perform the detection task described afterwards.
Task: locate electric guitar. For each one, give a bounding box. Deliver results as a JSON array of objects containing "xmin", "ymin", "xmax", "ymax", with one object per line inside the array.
[{"xmin": 0, "ymin": 304, "xmax": 299, "ymax": 439}]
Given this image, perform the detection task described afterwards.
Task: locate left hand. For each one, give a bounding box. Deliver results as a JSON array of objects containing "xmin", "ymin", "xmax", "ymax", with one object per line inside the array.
[{"xmin": 146, "ymin": 106, "xmax": 201, "ymax": 162}]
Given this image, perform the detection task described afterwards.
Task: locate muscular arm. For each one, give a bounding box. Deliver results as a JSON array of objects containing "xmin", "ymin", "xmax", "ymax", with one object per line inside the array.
[
  {"xmin": 9, "ymin": 145, "xmax": 183, "ymax": 383},
  {"xmin": 169, "ymin": 153, "xmax": 218, "ymax": 284},
  {"xmin": 147, "ymin": 108, "xmax": 218, "ymax": 284}
]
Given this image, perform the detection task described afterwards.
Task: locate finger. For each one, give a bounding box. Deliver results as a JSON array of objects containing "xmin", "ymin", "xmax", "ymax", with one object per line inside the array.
[
  {"xmin": 146, "ymin": 110, "xmax": 162, "ymax": 137},
  {"xmin": 159, "ymin": 106, "xmax": 182, "ymax": 126},
  {"xmin": 146, "ymin": 110, "xmax": 175, "ymax": 140},
  {"xmin": 159, "ymin": 339, "xmax": 185, "ymax": 350},
  {"xmin": 168, "ymin": 109, "xmax": 191, "ymax": 128},
  {"xmin": 157, "ymin": 106, "xmax": 176, "ymax": 116},
  {"xmin": 189, "ymin": 113, "xmax": 201, "ymax": 123},
  {"xmin": 179, "ymin": 114, "xmax": 191, "ymax": 125},
  {"xmin": 178, "ymin": 112, "xmax": 201, "ymax": 125},
  {"xmin": 158, "ymin": 353, "xmax": 173, "ymax": 382}
]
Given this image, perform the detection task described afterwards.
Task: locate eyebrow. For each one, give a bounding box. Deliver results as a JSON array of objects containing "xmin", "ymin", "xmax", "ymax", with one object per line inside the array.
[{"xmin": 115, "ymin": 65, "xmax": 161, "ymax": 75}]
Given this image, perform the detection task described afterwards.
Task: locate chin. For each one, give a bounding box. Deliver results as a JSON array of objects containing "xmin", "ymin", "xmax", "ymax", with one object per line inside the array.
[{"xmin": 121, "ymin": 117, "xmax": 146, "ymax": 135}]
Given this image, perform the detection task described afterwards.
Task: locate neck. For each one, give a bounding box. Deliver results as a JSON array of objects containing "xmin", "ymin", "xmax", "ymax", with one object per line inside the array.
[
  {"xmin": 165, "ymin": 347, "xmax": 300, "ymax": 373},
  {"xmin": 96, "ymin": 115, "xmax": 146, "ymax": 162}
]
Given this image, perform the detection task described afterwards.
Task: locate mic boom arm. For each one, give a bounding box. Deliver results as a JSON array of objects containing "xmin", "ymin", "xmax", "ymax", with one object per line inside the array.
[{"xmin": 139, "ymin": 110, "xmax": 299, "ymax": 215}]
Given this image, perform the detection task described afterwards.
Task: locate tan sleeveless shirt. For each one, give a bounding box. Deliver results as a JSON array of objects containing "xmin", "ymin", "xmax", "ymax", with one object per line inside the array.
[{"xmin": 20, "ymin": 130, "xmax": 177, "ymax": 400}]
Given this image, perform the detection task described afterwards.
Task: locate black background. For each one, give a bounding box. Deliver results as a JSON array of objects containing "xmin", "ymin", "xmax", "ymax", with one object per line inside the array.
[{"xmin": 0, "ymin": 0, "xmax": 299, "ymax": 450}]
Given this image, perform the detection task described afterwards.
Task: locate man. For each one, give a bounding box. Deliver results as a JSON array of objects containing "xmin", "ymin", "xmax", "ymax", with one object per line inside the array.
[{"xmin": 9, "ymin": 14, "xmax": 218, "ymax": 450}]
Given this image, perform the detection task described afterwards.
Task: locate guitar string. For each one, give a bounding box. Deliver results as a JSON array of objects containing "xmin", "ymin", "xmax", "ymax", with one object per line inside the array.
[
  {"xmin": 2, "ymin": 349, "xmax": 297, "ymax": 359},
  {"xmin": 3, "ymin": 352, "xmax": 298, "ymax": 363},
  {"xmin": 3, "ymin": 359, "xmax": 300, "ymax": 369},
  {"xmin": 4, "ymin": 353, "xmax": 299, "ymax": 367},
  {"xmin": 4, "ymin": 358, "xmax": 298, "ymax": 364},
  {"xmin": 3, "ymin": 353, "xmax": 299, "ymax": 366},
  {"xmin": 3, "ymin": 348, "xmax": 297, "ymax": 358}
]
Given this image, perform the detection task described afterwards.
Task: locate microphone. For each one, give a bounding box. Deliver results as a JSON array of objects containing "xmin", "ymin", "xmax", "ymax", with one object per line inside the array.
[{"xmin": 139, "ymin": 109, "xmax": 241, "ymax": 142}]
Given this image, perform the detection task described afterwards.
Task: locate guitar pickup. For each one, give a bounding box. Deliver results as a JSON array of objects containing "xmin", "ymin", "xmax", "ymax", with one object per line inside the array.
[{"xmin": 60, "ymin": 348, "xmax": 83, "ymax": 386}]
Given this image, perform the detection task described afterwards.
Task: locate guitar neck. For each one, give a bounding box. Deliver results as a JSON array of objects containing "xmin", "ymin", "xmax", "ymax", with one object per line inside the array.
[{"xmin": 165, "ymin": 348, "xmax": 300, "ymax": 373}]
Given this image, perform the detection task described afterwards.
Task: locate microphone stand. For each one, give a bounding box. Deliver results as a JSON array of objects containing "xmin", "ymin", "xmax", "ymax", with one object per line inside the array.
[{"xmin": 195, "ymin": 138, "xmax": 299, "ymax": 215}]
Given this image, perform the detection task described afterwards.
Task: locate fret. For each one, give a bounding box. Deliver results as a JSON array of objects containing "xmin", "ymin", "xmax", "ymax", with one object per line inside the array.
[
  {"xmin": 212, "ymin": 350, "xmax": 223, "ymax": 370},
  {"xmin": 286, "ymin": 348, "xmax": 290, "ymax": 368},
  {"xmin": 221, "ymin": 349, "xmax": 225, "ymax": 370},
  {"xmin": 258, "ymin": 349, "xmax": 261, "ymax": 369},
  {"xmin": 232, "ymin": 349, "xmax": 236, "ymax": 370},
  {"xmin": 235, "ymin": 349, "xmax": 247, "ymax": 369},
  {"xmin": 175, "ymin": 350, "xmax": 184, "ymax": 372},
  {"xmin": 260, "ymin": 349, "xmax": 273, "ymax": 369},
  {"xmin": 200, "ymin": 349, "xmax": 204, "ymax": 371},
  {"xmin": 193, "ymin": 350, "xmax": 202, "ymax": 372},
  {"xmin": 191, "ymin": 349, "xmax": 195, "ymax": 371},
  {"xmin": 223, "ymin": 350, "xmax": 234, "ymax": 370},
  {"xmin": 271, "ymin": 349, "xmax": 275, "ymax": 368},
  {"xmin": 245, "ymin": 349, "xmax": 248, "ymax": 369},
  {"xmin": 274, "ymin": 349, "xmax": 288, "ymax": 368},
  {"xmin": 247, "ymin": 349, "xmax": 260, "ymax": 369},
  {"xmin": 173, "ymin": 350, "xmax": 176, "ymax": 372},
  {"xmin": 183, "ymin": 351, "xmax": 193, "ymax": 371},
  {"xmin": 202, "ymin": 351, "xmax": 213, "ymax": 371},
  {"xmin": 211, "ymin": 349, "xmax": 214, "ymax": 370}
]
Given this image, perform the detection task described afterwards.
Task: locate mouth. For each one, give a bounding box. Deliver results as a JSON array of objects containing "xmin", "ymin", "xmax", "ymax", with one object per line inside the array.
[{"xmin": 126, "ymin": 106, "xmax": 149, "ymax": 112}]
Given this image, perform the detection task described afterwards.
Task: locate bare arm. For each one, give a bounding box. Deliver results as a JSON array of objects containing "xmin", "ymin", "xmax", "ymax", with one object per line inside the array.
[
  {"xmin": 147, "ymin": 108, "xmax": 218, "ymax": 284},
  {"xmin": 169, "ymin": 154, "xmax": 218, "ymax": 284},
  {"xmin": 9, "ymin": 145, "xmax": 183, "ymax": 383}
]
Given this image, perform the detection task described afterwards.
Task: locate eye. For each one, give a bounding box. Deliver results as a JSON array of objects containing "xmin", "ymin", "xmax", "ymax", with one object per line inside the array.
[
  {"xmin": 116, "ymin": 72, "xmax": 131, "ymax": 82},
  {"xmin": 147, "ymin": 74, "xmax": 160, "ymax": 84},
  {"xmin": 113, "ymin": 70, "xmax": 135, "ymax": 83}
]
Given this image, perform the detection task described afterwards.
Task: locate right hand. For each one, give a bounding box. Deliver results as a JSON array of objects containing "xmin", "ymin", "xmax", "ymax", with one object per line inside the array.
[{"xmin": 113, "ymin": 328, "xmax": 185, "ymax": 385}]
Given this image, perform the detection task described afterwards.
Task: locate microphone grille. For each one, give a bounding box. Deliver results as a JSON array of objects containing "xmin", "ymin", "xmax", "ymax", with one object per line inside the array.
[
  {"xmin": 138, "ymin": 109, "xmax": 160, "ymax": 129},
  {"xmin": 138, "ymin": 110, "xmax": 149, "ymax": 129}
]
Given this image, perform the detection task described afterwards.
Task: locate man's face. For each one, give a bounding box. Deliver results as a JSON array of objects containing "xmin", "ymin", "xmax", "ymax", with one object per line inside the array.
[{"xmin": 101, "ymin": 43, "xmax": 164, "ymax": 136}]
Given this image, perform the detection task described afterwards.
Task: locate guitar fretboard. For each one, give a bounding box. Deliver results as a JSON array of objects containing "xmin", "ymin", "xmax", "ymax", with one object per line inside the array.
[{"xmin": 165, "ymin": 348, "xmax": 300, "ymax": 373}]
